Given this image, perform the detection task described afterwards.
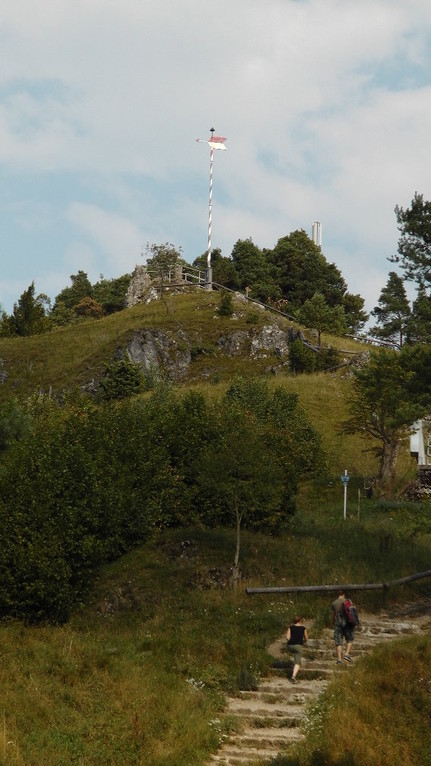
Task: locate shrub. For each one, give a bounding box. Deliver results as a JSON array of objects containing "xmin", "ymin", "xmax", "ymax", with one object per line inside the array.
[
  {"xmin": 218, "ymin": 291, "xmax": 234, "ymax": 317},
  {"xmin": 98, "ymin": 357, "xmax": 145, "ymax": 400},
  {"xmin": 289, "ymin": 338, "xmax": 316, "ymax": 374}
]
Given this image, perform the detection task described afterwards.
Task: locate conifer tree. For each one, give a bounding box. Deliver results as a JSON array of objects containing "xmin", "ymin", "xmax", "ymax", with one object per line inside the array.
[{"xmin": 370, "ymin": 272, "xmax": 411, "ymax": 348}]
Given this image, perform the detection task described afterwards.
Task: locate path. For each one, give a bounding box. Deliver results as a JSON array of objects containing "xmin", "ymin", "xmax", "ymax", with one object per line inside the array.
[{"xmin": 206, "ymin": 601, "xmax": 431, "ymax": 765}]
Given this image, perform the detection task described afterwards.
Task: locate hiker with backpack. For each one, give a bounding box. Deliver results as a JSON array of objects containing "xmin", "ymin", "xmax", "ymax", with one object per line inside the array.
[
  {"xmin": 331, "ymin": 589, "xmax": 359, "ymax": 664},
  {"xmin": 286, "ymin": 616, "xmax": 309, "ymax": 683}
]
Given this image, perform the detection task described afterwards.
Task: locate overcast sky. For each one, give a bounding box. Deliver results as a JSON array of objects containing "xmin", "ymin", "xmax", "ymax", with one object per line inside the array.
[{"xmin": 1, "ymin": 0, "xmax": 430, "ymax": 315}]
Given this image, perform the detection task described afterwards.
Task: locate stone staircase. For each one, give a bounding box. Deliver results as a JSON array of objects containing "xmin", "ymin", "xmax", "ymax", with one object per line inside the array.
[{"xmin": 206, "ymin": 602, "xmax": 431, "ymax": 765}]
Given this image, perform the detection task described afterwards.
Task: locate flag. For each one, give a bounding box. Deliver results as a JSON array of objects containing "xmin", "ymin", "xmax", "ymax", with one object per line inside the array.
[{"xmin": 208, "ymin": 135, "xmax": 227, "ymax": 151}]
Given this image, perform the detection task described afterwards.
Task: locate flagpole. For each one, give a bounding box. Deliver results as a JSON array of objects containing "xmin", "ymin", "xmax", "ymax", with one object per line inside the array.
[
  {"xmin": 196, "ymin": 128, "xmax": 227, "ymax": 291},
  {"xmin": 207, "ymin": 143, "xmax": 214, "ymax": 289}
]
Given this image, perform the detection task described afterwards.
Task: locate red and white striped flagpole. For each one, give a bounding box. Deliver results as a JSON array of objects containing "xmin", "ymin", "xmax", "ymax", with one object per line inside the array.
[
  {"xmin": 196, "ymin": 127, "xmax": 227, "ymax": 290},
  {"xmin": 207, "ymin": 137, "xmax": 214, "ymax": 288}
]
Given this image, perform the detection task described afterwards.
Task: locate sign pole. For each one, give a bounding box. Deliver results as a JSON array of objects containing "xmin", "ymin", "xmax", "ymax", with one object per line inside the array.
[{"xmin": 340, "ymin": 469, "xmax": 349, "ymax": 520}]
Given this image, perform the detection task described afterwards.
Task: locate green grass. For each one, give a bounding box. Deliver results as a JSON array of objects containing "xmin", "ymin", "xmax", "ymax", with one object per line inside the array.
[
  {"xmin": 0, "ymin": 290, "xmax": 428, "ymax": 763},
  {"xmin": 0, "ymin": 517, "xmax": 430, "ymax": 765},
  {"xmin": 0, "ymin": 290, "xmax": 369, "ymax": 401},
  {"xmin": 275, "ymin": 635, "xmax": 431, "ymax": 766}
]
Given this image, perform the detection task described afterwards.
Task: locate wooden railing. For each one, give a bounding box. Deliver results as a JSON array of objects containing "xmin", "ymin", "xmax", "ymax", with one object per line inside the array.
[{"xmin": 245, "ymin": 569, "xmax": 431, "ymax": 596}]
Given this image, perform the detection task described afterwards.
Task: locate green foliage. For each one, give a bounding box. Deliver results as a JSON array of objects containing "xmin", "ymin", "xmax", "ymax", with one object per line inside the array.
[
  {"xmin": 92, "ymin": 273, "xmax": 130, "ymax": 314},
  {"xmin": 98, "ymin": 357, "xmax": 145, "ymax": 400},
  {"xmin": 343, "ymin": 346, "xmax": 431, "ymax": 485},
  {"xmin": 1, "ymin": 281, "xmax": 50, "ymax": 337},
  {"xmin": 0, "ymin": 378, "xmax": 325, "ymax": 621},
  {"xmin": 54, "ymin": 270, "xmax": 93, "ymax": 310},
  {"xmin": 0, "ymin": 398, "xmax": 30, "ymax": 450},
  {"xmin": 48, "ymin": 300, "xmax": 79, "ymax": 328},
  {"xmin": 341, "ymin": 292, "xmax": 369, "ymax": 334},
  {"xmin": 231, "ymin": 238, "xmax": 278, "ymax": 300},
  {"xmin": 268, "ymin": 230, "xmax": 346, "ymax": 310},
  {"xmin": 74, "ymin": 296, "xmax": 105, "ymax": 319},
  {"xmin": 391, "ymin": 192, "xmax": 431, "ymax": 291},
  {"xmin": 145, "ymin": 241, "xmax": 183, "ymax": 282},
  {"xmin": 371, "ymin": 271, "xmax": 411, "ymax": 347},
  {"xmin": 289, "ymin": 338, "xmax": 317, "ymax": 374},
  {"xmin": 296, "ymin": 293, "xmax": 347, "ymax": 344},
  {"xmin": 195, "ymin": 378, "xmax": 324, "ymax": 536},
  {"xmin": 218, "ymin": 290, "xmax": 234, "ymax": 317},
  {"xmin": 315, "ymin": 346, "xmax": 342, "ymax": 372},
  {"xmin": 408, "ymin": 283, "xmax": 431, "ymax": 344}
]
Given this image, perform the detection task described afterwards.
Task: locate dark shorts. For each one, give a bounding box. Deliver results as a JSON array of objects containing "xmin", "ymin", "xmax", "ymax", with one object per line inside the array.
[
  {"xmin": 287, "ymin": 643, "xmax": 304, "ymax": 664},
  {"xmin": 334, "ymin": 623, "xmax": 354, "ymax": 645}
]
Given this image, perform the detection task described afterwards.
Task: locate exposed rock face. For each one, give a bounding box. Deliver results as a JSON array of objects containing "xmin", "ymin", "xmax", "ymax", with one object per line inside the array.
[
  {"xmin": 217, "ymin": 331, "xmax": 249, "ymax": 356},
  {"xmin": 127, "ymin": 329, "xmax": 192, "ymax": 381},
  {"xmin": 250, "ymin": 325, "xmax": 289, "ymax": 358},
  {"xmin": 126, "ymin": 324, "xmax": 291, "ymax": 382},
  {"xmin": 124, "ymin": 266, "xmax": 152, "ymax": 308}
]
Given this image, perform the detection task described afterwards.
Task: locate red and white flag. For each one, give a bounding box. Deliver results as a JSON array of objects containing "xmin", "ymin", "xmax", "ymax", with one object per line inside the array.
[
  {"xmin": 208, "ymin": 135, "xmax": 227, "ymax": 151},
  {"xmin": 196, "ymin": 135, "xmax": 227, "ymax": 151}
]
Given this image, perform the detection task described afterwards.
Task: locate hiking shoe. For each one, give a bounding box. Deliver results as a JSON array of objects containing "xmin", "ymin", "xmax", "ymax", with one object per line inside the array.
[
  {"xmin": 344, "ymin": 655, "xmax": 352, "ymax": 662},
  {"xmin": 290, "ymin": 677, "xmax": 297, "ymax": 683},
  {"xmin": 336, "ymin": 660, "xmax": 343, "ymax": 665}
]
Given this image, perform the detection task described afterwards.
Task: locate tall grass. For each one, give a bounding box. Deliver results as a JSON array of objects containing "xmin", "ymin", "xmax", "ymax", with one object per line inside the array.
[
  {"xmin": 0, "ymin": 518, "xmax": 429, "ymax": 765},
  {"xmin": 275, "ymin": 635, "xmax": 431, "ymax": 766}
]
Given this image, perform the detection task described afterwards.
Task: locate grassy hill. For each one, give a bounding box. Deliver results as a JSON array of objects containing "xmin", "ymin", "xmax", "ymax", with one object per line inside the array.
[
  {"xmin": 0, "ymin": 289, "xmax": 360, "ymax": 397},
  {"xmin": 0, "ymin": 289, "xmax": 429, "ymax": 765}
]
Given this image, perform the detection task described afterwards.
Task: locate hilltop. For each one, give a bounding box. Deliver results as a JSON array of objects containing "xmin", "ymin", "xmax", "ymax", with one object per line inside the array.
[{"xmin": 0, "ymin": 287, "xmax": 364, "ymax": 398}]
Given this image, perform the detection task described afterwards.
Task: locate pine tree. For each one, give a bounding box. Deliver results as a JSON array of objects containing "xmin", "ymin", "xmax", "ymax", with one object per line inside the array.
[
  {"xmin": 407, "ymin": 282, "xmax": 431, "ymax": 344},
  {"xmin": 370, "ymin": 272, "xmax": 411, "ymax": 348}
]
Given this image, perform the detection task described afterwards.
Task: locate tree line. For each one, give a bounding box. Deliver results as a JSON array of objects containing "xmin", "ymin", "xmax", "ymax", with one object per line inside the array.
[
  {"xmin": 3, "ymin": 194, "xmax": 431, "ymax": 347},
  {"xmin": 0, "ymin": 231, "xmax": 368, "ymax": 339}
]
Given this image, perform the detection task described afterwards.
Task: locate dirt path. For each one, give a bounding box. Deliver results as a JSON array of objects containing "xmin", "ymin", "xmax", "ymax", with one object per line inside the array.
[{"xmin": 206, "ymin": 600, "xmax": 431, "ymax": 765}]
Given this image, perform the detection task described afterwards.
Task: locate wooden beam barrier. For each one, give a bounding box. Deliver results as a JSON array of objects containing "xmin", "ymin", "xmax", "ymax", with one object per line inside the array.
[{"xmin": 245, "ymin": 570, "xmax": 431, "ymax": 596}]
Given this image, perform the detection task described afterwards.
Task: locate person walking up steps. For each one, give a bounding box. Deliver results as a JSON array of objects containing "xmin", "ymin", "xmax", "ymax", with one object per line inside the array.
[
  {"xmin": 331, "ymin": 589, "xmax": 357, "ymax": 664},
  {"xmin": 286, "ymin": 616, "xmax": 308, "ymax": 683}
]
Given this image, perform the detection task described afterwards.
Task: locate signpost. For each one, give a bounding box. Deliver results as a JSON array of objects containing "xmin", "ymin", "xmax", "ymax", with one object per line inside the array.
[{"xmin": 340, "ymin": 469, "xmax": 349, "ymax": 520}]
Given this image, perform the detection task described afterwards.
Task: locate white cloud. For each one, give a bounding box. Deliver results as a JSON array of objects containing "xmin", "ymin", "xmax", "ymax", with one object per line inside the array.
[
  {"xmin": 0, "ymin": 0, "xmax": 431, "ymax": 314},
  {"xmin": 65, "ymin": 203, "xmax": 143, "ymax": 276}
]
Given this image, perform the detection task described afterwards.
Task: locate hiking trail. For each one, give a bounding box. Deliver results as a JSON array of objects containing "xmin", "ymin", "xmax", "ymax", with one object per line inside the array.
[{"xmin": 206, "ymin": 600, "xmax": 431, "ymax": 765}]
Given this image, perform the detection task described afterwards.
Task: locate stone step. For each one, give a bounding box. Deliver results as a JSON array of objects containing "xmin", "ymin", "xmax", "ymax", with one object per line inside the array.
[
  {"xmin": 205, "ymin": 607, "xmax": 430, "ymax": 766},
  {"xmin": 227, "ymin": 699, "xmax": 305, "ymax": 719},
  {"xmin": 234, "ymin": 727, "xmax": 304, "ymax": 747},
  {"xmin": 208, "ymin": 745, "xmax": 286, "ymax": 764}
]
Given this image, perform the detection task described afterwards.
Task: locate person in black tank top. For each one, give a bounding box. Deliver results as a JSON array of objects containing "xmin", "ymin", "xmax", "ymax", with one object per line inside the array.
[{"xmin": 286, "ymin": 616, "xmax": 308, "ymax": 683}]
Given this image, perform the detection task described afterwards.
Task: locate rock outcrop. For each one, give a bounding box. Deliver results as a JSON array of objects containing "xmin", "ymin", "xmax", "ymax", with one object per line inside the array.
[{"xmin": 125, "ymin": 324, "xmax": 291, "ymax": 382}]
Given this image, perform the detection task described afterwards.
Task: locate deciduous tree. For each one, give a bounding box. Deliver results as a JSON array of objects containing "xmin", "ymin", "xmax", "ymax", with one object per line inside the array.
[
  {"xmin": 296, "ymin": 293, "xmax": 347, "ymax": 345},
  {"xmin": 343, "ymin": 347, "xmax": 431, "ymax": 486}
]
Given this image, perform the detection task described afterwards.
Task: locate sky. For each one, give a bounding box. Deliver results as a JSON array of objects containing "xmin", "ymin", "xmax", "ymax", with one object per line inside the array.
[{"xmin": 1, "ymin": 0, "xmax": 431, "ymax": 316}]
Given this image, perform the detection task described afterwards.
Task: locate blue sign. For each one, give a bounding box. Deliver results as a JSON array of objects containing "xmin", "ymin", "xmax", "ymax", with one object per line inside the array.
[{"xmin": 340, "ymin": 474, "xmax": 350, "ymax": 485}]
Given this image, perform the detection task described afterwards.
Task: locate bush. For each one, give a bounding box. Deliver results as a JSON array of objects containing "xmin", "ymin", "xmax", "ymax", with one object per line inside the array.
[
  {"xmin": 98, "ymin": 357, "xmax": 145, "ymax": 400},
  {"xmin": 218, "ymin": 291, "xmax": 234, "ymax": 317},
  {"xmin": 289, "ymin": 338, "xmax": 316, "ymax": 373}
]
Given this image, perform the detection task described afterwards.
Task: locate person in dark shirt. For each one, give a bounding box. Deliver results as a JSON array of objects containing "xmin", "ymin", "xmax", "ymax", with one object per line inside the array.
[
  {"xmin": 286, "ymin": 616, "xmax": 308, "ymax": 683},
  {"xmin": 331, "ymin": 588, "xmax": 355, "ymax": 664}
]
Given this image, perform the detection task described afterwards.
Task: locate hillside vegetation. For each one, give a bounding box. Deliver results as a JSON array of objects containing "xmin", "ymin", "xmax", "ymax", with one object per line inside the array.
[
  {"xmin": 0, "ymin": 290, "xmax": 429, "ymax": 765},
  {"xmin": 0, "ymin": 290, "xmax": 362, "ymax": 401}
]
